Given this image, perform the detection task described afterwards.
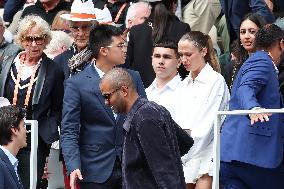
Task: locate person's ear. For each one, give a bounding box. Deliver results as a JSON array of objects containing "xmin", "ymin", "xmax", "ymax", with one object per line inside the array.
[
  {"xmin": 120, "ymin": 85, "xmax": 128, "ymax": 97},
  {"xmin": 280, "ymin": 39, "xmax": 284, "ymax": 51},
  {"xmin": 127, "ymin": 19, "xmax": 133, "ymax": 28},
  {"xmin": 11, "ymin": 126, "xmax": 18, "ymax": 136},
  {"xmin": 100, "ymin": 47, "xmax": 108, "ymax": 57},
  {"xmin": 201, "ymin": 47, "xmax": 208, "ymax": 58}
]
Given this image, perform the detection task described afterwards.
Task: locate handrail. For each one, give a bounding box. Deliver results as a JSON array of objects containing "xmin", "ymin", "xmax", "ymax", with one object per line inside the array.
[
  {"xmin": 24, "ymin": 120, "xmax": 38, "ymax": 189},
  {"xmin": 213, "ymin": 109, "xmax": 284, "ymax": 189}
]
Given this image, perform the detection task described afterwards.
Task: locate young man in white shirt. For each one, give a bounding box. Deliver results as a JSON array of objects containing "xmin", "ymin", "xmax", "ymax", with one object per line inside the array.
[
  {"xmin": 146, "ymin": 40, "xmax": 182, "ymax": 119},
  {"xmin": 0, "ymin": 105, "xmax": 26, "ymax": 189}
]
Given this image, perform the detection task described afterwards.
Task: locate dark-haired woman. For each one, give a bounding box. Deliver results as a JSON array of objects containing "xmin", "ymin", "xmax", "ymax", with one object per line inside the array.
[
  {"xmin": 220, "ymin": 24, "xmax": 284, "ymax": 189},
  {"xmin": 224, "ymin": 13, "xmax": 266, "ymax": 92}
]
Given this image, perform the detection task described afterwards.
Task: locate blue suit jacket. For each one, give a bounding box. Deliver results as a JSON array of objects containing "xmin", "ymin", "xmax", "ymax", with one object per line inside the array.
[
  {"xmin": 60, "ymin": 64, "xmax": 146, "ymax": 183},
  {"xmin": 221, "ymin": 51, "xmax": 284, "ymax": 168},
  {"xmin": 220, "ymin": 0, "xmax": 275, "ymax": 42},
  {"xmin": 0, "ymin": 149, "xmax": 24, "ymax": 189}
]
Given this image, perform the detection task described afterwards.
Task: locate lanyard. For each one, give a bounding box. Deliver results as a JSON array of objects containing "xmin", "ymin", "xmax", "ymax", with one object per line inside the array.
[
  {"xmin": 12, "ymin": 53, "xmax": 38, "ymax": 108},
  {"xmin": 114, "ymin": 3, "xmax": 127, "ymax": 23}
]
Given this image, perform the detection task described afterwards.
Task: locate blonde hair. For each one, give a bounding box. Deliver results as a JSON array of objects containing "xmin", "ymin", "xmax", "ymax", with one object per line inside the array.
[
  {"xmin": 51, "ymin": 10, "xmax": 70, "ymax": 31},
  {"xmin": 15, "ymin": 15, "xmax": 52, "ymax": 49}
]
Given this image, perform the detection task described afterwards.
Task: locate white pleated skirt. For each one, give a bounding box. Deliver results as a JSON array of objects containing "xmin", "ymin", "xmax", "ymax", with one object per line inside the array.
[{"xmin": 182, "ymin": 143, "xmax": 213, "ymax": 184}]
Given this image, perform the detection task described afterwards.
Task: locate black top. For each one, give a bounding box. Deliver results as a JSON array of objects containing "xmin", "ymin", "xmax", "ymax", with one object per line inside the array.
[
  {"xmin": 122, "ymin": 97, "xmax": 193, "ymax": 189},
  {"xmin": 21, "ymin": 0, "xmax": 71, "ymax": 25}
]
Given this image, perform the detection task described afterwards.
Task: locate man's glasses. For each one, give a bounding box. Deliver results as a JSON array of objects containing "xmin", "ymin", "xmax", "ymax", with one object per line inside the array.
[
  {"xmin": 106, "ymin": 42, "xmax": 128, "ymax": 50},
  {"xmin": 21, "ymin": 35, "xmax": 47, "ymax": 45},
  {"xmin": 102, "ymin": 86, "xmax": 122, "ymax": 102}
]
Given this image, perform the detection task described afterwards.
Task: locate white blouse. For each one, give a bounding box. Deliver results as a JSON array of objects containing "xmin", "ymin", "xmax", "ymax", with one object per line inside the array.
[{"xmin": 174, "ymin": 64, "xmax": 229, "ymax": 159}]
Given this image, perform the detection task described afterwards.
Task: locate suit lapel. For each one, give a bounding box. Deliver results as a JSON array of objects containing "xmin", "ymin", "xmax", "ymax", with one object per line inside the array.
[
  {"xmin": 0, "ymin": 52, "xmax": 18, "ymax": 96},
  {"xmin": 32, "ymin": 54, "xmax": 47, "ymax": 105},
  {"xmin": 88, "ymin": 66, "xmax": 116, "ymax": 122},
  {"xmin": 0, "ymin": 149, "xmax": 23, "ymax": 189}
]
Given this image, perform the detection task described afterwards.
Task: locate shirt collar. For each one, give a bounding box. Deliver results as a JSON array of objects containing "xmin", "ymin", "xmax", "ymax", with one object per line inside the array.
[
  {"xmin": 274, "ymin": 63, "xmax": 279, "ymax": 74},
  {"xmin": 187, "ymin": 63, "xmax": 213, "ymax": 84},
  {"xmin": 0, "ymin": 146, "xmax": 18, "ymax": 169},
  {"xmin": 93, "ymin": 62, "xmax": 105, "ymax": 78},
  {"xmin": 123, "ymin": 97, "xmax": 147, "ymax": 132},
  {"xmin": 149, "ymin": 74, "xmax": 182, "ymax": 92}
]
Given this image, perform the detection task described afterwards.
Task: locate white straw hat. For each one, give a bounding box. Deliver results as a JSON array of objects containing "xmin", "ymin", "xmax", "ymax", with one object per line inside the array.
[{"xmin": 60, "ymin": 0, "xmax": 112, "ymax": 23}]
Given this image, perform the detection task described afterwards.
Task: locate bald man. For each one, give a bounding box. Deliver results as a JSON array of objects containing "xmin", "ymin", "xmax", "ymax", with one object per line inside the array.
[{"xmin": 99, "ymin": 67, "xmax": 193, "ymax": 189}]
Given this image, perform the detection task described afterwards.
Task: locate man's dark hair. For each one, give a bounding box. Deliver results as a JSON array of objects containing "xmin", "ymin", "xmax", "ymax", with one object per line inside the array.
[
  {"xmin": 153, "ymin": 39, "xmax": 179, "ymax": 58},
  {"xmin": 0, "ymin": 105, "xmax": 26, "ymax": 145},
  {"xmin": 89, "ymin": 24, "xmax": 122, "ymax": 59},
  {"xmin": 255, "ymin": 24, "xmax": 284, "ymax": 50}
]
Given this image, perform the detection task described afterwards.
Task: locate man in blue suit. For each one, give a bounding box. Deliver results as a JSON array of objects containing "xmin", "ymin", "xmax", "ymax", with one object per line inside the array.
[
  {"xmin": 60, "ymin": 24, "xmax": 146, "ymax": 189},
  {"xmin": 220, "ymin": 0, "xmax": 275, "ymax": 42},
  {"xmin": 0, "ymin": 105, "xmax": 26, "ymax": 189},
  {"xmin": 220, "ymin": 24, "xmax": 284, "ymax": 189}
]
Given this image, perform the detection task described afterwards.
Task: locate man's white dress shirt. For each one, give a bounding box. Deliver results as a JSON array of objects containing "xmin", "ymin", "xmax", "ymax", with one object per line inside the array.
[{"xmin": 146, "ymin": 74, "xmax": 182, "ymax": 120}]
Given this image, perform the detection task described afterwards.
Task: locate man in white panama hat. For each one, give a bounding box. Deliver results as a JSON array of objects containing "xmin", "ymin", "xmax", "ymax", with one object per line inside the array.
[{"xmin": 54, "ymin": 0, "xmax": 112, "ymax": 79}]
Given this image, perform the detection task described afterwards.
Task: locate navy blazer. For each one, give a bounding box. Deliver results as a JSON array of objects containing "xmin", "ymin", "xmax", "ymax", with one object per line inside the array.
[
  {"xmin": 60, "ymin": 64, "xmax": 146, "ymax": 183},
  {"xmin": 0, "ymin": 51, "xmax": 64, "ymax": 144},
  {"xmin": 0, "ymin": 149, "xmax": 24, "ymax": 189},
  {"xmin": 221, "ymin": 51, "xmax": 284, "ymax": 168},
  {"xmin": 220, "ymin": 0, "xmax": 275, "ymax": 42}
]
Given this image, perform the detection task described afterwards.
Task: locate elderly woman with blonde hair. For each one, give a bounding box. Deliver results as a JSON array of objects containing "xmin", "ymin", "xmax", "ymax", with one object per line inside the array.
[{"xmin": 0, "ymin": 15, "xmax": 64, "ymax": 189}]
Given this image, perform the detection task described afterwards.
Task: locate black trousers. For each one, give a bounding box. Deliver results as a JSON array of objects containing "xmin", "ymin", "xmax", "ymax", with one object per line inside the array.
[
  {"xmin": 79, "ymin": 158, "xmax": 122, "ymax": 189},
  {"xmin": 17, "ymin": 135, "xmax": 51, "ymax": 189}
]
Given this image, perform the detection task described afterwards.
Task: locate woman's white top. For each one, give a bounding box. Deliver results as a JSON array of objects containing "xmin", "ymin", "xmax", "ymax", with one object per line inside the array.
[{"xmin": 174, "ymin": 63, "xmax": 229, "ymax": 160}]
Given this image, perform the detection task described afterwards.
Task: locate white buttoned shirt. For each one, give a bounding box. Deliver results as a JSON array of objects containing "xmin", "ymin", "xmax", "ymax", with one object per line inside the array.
[
  {"xmin": 174, "ymin": 64, "xmax": 230, "ymax": 159},
  {"xmin": 146, "ymin": 75, "xmax": 182, "ymax": 120}
]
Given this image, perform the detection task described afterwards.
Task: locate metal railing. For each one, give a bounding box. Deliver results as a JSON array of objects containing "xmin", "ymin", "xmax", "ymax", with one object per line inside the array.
[
  {"xmin": 213, "ymin": 109, "xmax": 284, "ymax": 189},
  {"xmin": 25, "ymin": 120, "xmax": 38, "ymax": 189}
]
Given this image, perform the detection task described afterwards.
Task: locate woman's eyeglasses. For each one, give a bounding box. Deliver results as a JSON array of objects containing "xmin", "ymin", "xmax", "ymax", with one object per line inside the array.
[{"xmin": 21, "ymin": 35, "xmax": 47, "ymax": 45}]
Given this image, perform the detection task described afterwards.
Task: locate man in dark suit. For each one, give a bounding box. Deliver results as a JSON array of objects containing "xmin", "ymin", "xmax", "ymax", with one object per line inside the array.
[
  {"xmin": 60, "ymin": 24, "xmax": 146, "ymax": 189},
  {"xmin": 220, "ymin": 24, "xmax": 284, "ymax": 189},
  {"xmin": 99, "ymin": 67, "xmax": 193, "ymax": 189},
  {"xmin": 0, "ymin": 105, "xmax": 26, "ymax": 189},
  {"xmin": 220, "ymin": 0, "xmax": 275, "ymax": 42}
]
